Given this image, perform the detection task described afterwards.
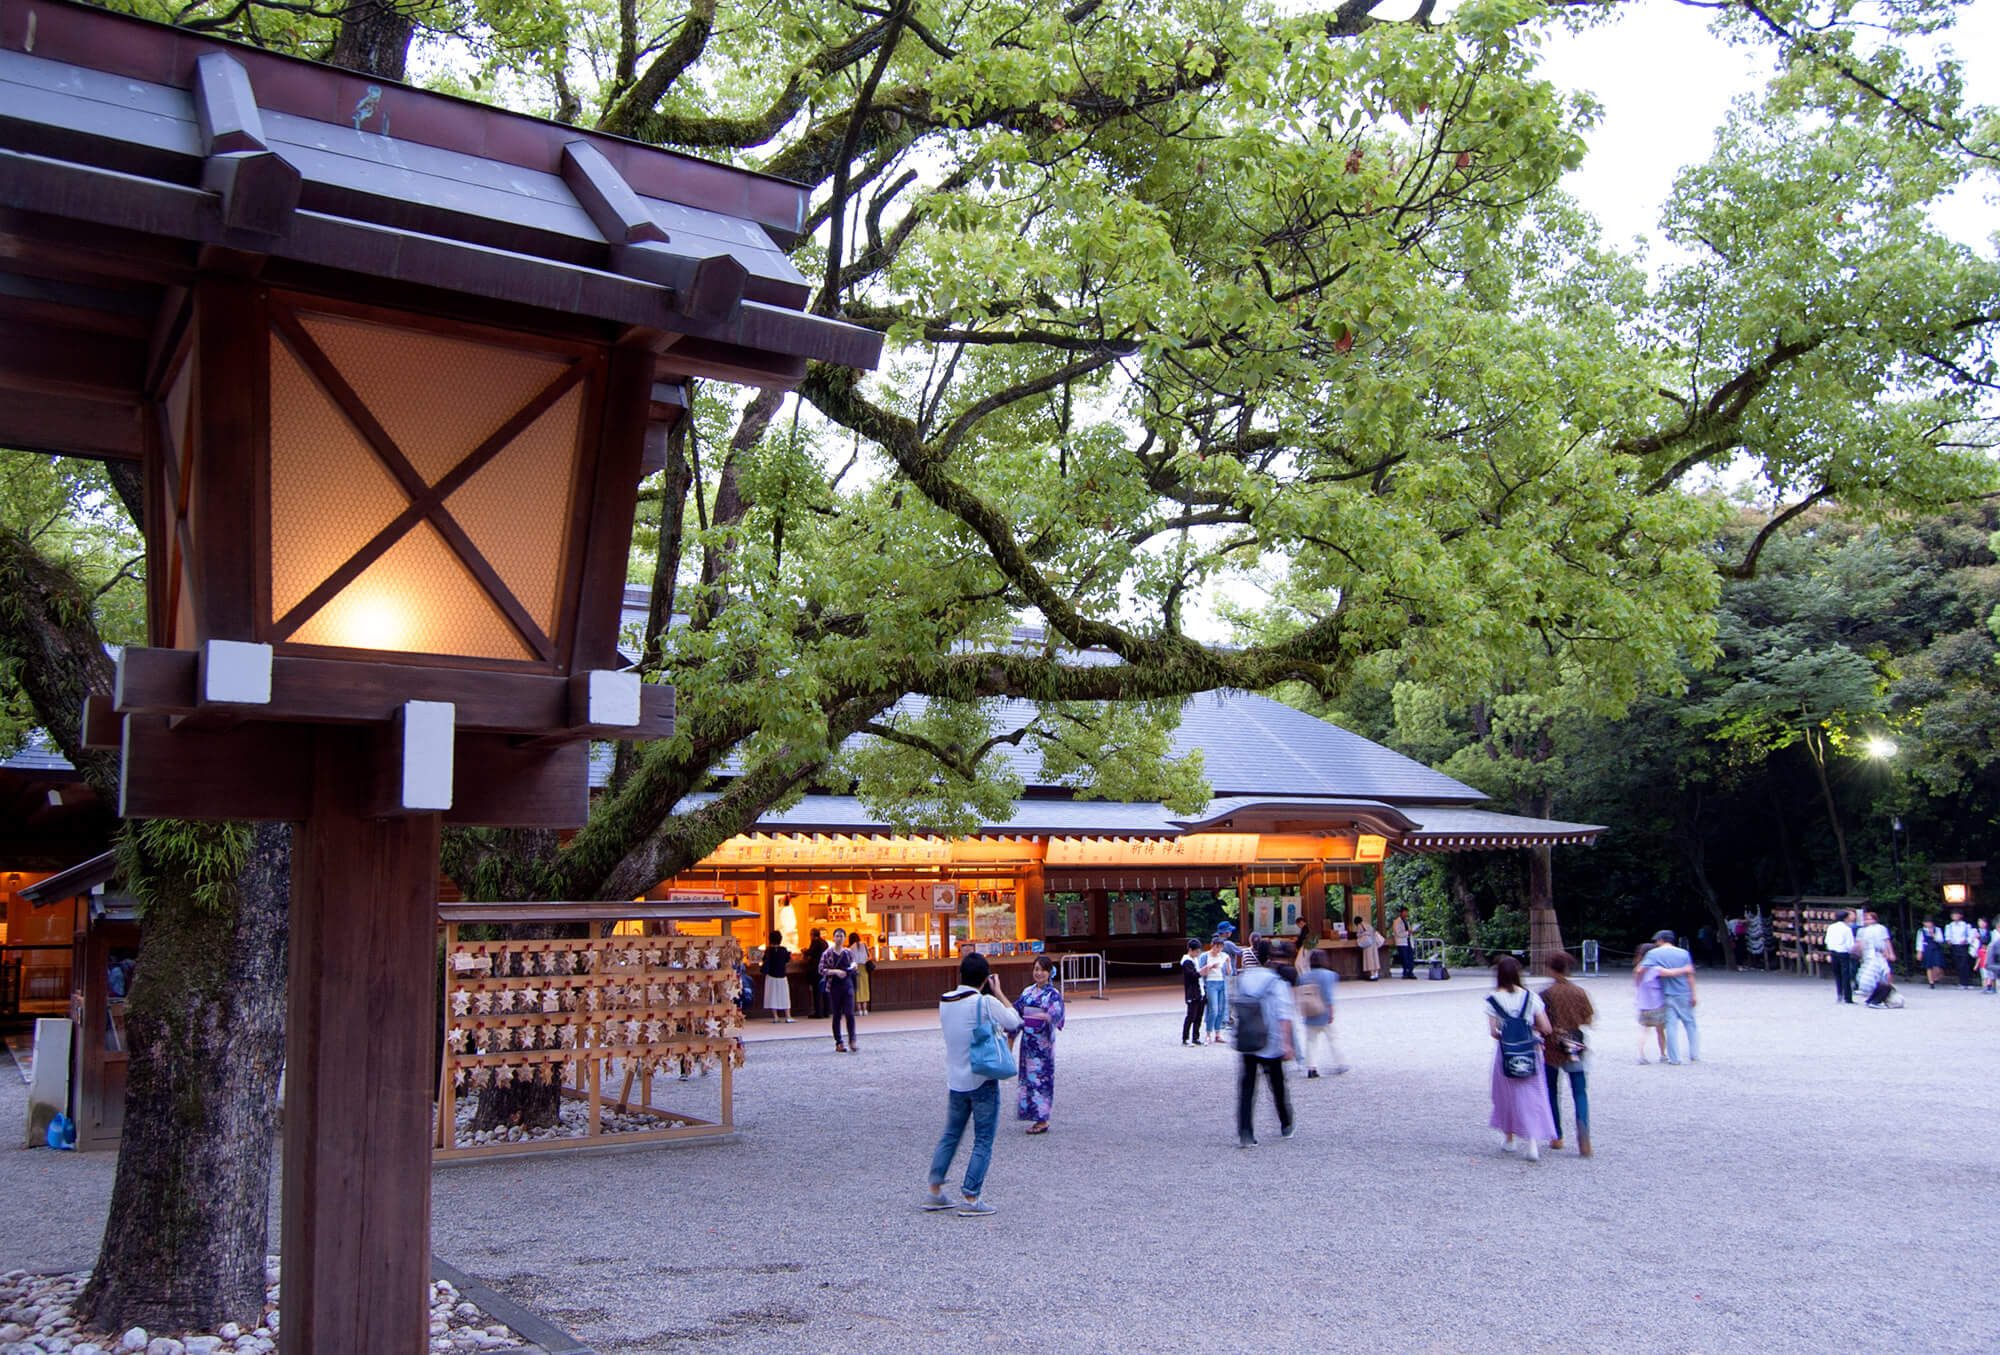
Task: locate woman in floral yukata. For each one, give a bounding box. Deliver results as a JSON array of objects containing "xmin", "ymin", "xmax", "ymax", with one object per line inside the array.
[{"xmin": 1012, "ymin": 955, "xmax": 1066, "ymax": 1134}]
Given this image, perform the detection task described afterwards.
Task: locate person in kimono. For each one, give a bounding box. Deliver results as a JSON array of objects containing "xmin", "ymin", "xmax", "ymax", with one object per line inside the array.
[{"xmin": 1011, "ymin": 955, "xmax": 1066, "ymax": 1134}]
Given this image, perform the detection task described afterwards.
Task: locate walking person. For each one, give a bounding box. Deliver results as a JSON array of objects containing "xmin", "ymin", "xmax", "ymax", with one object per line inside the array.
[
  {"xmin": 1486, "ymin": 955, "xmax": 1557, "ymax": 1161},
  {"xmin": 1639, "ymin": 929, "xmax": 1699, "ymax": 1064},
  {"xmin": 1235, "ymin": 938, "xmax": 1297, "ymax": 1148},
  {"xmin": 1297, "ymin": 949, "xmax": 1345, "ymax": 1078},
  {"xmin": 1540, "ymin": 951, "xmax": 1594, "ymax": 1157},
  {"xmin": 1392, "ymin": 906, "xmax": 1416, "ymax": 979},
  {"xmin": 1012, "ymin": 955, "xmax": 1066, "ymax": 1133},
  {"xmin": 921, "ymin": 953, "xmax": 1022, "ymax": 1217},
  {"xmin": 1634, "ymin": 942, "xmax": 1667, "ymax": 1063},
  {"xmin": 1200, "ymin": 935, "xmax": 1233, "ymax": 1044},
  {"xmin": 1980, "ymin": 925, "xmax": 2000, "ymax": 995},
  {"xmin": 1944, "ymin": 910, "xmax": 1976, "ymax": 988},
  {"xmin": 1180, "ymin": 939, "xmax": 1207, "ymax": 1045},
  {"xmin": 821, "ymin": 927, "xmax": 857, "ymax": 1052},
  {"xmin": 805, "ymin": 928, "xmax": 829, "ymax": 1020},
  {"xmin": 1918, "ymin": 918, "xmax": 1947, "ymax": 988},
  {"xmin": 760, "ymin": 930, "xmax": 795, "ymax": 1023},
  {"xmin": 1824, "ymin": 909, "xmax": 1857, "ymax": 1005}
]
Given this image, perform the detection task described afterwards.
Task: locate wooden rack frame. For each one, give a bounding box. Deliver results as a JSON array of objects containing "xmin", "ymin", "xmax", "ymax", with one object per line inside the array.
[{"xmin": 435, "ymin": 926, "xmax": 745, "ymax": 1160}]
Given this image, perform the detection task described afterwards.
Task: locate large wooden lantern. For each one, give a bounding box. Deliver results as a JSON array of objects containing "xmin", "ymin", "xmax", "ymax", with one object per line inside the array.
[{"xmin": 0, "ymin": 5, "xmax": 880, "ymax": 1352}]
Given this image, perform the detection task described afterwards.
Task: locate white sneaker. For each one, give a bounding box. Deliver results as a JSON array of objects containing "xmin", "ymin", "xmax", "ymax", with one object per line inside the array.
[{"xmin": 1524, "ymin": 1140, "xmax": 1540, "ymax": 1162}]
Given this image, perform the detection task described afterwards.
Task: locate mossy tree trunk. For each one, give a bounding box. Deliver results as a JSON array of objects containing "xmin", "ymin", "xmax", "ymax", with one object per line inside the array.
[
  {"xmin": 76, "ymin": 822, "xmax": 289, "ymax": 1332},
  {"xmin": 7, "ymin": 486, "xmax": 291, "ymax": 1333}
]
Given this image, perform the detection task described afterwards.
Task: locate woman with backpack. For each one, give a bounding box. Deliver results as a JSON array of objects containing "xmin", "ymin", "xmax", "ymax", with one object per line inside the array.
[
  {"xmin": 1297, "ymin": 949, "xmax": 1345, "ymax": 1078},
  {"xmin": 1485, "ymin": 954, "xmax": 1557, "ymax": 1161}
]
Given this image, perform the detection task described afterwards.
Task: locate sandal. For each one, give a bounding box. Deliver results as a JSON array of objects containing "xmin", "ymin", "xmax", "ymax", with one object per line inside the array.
[{"xmin": 1026, "ymin": 1122, "xmax": 1049, "ymax": 1135}]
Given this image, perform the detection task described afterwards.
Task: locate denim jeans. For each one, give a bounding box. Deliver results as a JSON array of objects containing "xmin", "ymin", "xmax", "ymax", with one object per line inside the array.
[
  {"xmin": 1664, "ymin": 994, "xmax": 1699, "ymax": 1062},
  {"xmin": 1204, "ymin": 980, "xmax": 1228, "ymax": 1034},
  {"xmin": 1544, "ymin": 1063, "xmax": 1588, "ymax": 1140},
  {"xmin": 928, "ymin": 1080, "xmax": 1000, "ymax": 1200}
]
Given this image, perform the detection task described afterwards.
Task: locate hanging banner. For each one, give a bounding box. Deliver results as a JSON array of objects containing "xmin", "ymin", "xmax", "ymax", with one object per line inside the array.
[
  {"xmin": 867, "ymin": 881, "xmax": 960, "ymax": 912},
  {"xmin": 1044, "ymin": 834, "xmax": 1259, "ymax": 866}
]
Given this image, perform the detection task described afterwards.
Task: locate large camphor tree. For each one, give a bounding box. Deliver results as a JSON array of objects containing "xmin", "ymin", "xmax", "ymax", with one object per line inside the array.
[{"xmin": 2, "ymin": 0, "xmax": 1994, "ymax": 1329}]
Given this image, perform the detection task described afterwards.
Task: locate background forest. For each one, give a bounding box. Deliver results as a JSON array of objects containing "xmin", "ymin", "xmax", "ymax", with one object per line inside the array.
[{"xmin": 1290, "ymin": 503, "xmax": 2000, "ymax": 963}]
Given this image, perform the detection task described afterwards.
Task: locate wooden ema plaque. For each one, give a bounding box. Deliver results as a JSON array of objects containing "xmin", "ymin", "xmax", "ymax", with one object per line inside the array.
[{"xmin": 436, "ymin": 931, "xmax": 746, "ymax": 1158}]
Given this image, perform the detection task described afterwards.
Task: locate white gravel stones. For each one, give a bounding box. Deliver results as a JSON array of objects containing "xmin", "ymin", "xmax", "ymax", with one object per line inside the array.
[
  {"xmin": 447, "ymin": 1093, "xmax": 685, "ymax": 1147},
  {"xmin": 0, "ymin": 1266, "xmax": 524, "ymax": 1355}
]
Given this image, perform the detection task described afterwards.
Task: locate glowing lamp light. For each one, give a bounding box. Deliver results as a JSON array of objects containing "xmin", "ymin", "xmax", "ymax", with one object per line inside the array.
[
  {"xmin": 151, "ymin": 296, "xmax": 594, "ymax": 669},
  {"xmin": 1943, "ymin": 883, "xmax": 1968, "ymax": 905},
  {"xmin": 1355, "ymin": 834, "xmax": 1388, "ymax": 862}
]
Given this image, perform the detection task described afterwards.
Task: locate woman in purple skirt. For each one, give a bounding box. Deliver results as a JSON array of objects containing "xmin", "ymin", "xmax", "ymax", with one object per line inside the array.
[{"xmin": 1485, "ymin": 954, "xmax": 1557, "ymax": 1161}]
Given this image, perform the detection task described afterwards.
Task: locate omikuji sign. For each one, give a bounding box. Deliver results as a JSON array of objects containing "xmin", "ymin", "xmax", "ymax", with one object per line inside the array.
[{"xmin": 0, "ymin": 5, "xmax": 878, "ymax": 1352}]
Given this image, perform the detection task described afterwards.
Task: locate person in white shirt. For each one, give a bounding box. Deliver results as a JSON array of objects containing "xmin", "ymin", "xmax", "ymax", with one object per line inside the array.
[
  {"xmin": 1944, "ymin": 911, "xmax": 1976, "ymax": 989},
  {"xmin": 1823, "ymin": 910, "xmax": 1857, "ymax": 1005},
  {"xmin": 920, "ymin": 953, "xmax": 1022, "ymax": 1218}
]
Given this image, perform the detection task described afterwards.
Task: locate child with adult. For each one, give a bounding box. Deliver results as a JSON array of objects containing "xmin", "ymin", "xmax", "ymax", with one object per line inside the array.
[
  {"xmin": 1180, "ymin": 939, "xmax": 1207, "ymax": 1045},
  {"xmin": 1540, "ymin": 950, "xmax": 1594, "ymax": 1157},
  {"xmin": 1633, "ymin": 941, "xmax": 1666, "ymax": 1063},
  {"xmin": 1012, "ymin": 955, "xmax": 1066, "ymax": 1134},
  {"xmin": 1485, "ymin": 954, "xmax": 1557, "ymax": 1161}
]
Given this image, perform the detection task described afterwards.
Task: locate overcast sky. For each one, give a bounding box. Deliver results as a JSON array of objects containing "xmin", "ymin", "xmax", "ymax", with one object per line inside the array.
[{"xmin": 1533, "ymin": 0, "xmax": 1998, "ymax": 254}]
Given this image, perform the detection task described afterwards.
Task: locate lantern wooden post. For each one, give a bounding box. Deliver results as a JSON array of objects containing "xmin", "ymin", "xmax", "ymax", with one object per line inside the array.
[{"xmin": 281, "ymin": 727, "xmax": 442, "ymax": 1353}]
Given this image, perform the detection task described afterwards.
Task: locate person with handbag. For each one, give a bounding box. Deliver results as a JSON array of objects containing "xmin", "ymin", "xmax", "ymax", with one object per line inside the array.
[
  {"xmin": 822, "ymin": 927, "xmax": 858, "ymax": 1052},
  {"xmin": 1485, "ymin": 954, "xmax": 1557, "ymax": 1160},
  {"xmin": 921, "ymin": 953, "xmax": 1022, "ymax": 1218},
  {"xmin": 1538, "ymin": 950, "xmax": 1595, "ymax": 1157}
]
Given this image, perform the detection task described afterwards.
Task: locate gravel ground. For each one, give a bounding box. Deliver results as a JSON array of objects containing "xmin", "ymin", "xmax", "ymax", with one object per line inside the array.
[{"xmin": 7, "ymin": 972, "xmax": 1998, "ymax": 1355}]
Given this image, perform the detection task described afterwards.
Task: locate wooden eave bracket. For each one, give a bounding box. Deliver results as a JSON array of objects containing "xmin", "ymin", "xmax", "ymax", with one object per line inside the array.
[
  {"xmin": 561, "ymin": 140, "xmax": 745, "ymax": 322},
  {"xmin": 514, "ymin": 670, "xmax": 676, "ymax": 749},
  {"xmin": 111, "ymin": 646, "xmax": 673, "ymax": 743},
  {"xmin": 192, "ymin": 52, "xmax": 300, "ymax": 239}
]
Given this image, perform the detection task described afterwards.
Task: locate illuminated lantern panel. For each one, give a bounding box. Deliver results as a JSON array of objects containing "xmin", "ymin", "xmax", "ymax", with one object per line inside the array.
[
  {"xmin": 1943, "ymin": 882, "xmax": 1969, "ymax": 905},
  {"xmin": 265, "ymin": 302, "xmax": 592, "ymax": 666}
]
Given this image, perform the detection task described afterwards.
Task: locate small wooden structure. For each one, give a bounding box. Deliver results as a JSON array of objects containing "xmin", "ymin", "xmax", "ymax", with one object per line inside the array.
[
  {"xmin": 435, "ymin": 901, "xmax": 752, "ymax": 1159},
  {"xmin": 18, "ymin": 852, "xmax": 137, "ymax": 1151},
  {"xmin": 1769, "ymin": 896, "xmax": 1867, "ymax": 974}
]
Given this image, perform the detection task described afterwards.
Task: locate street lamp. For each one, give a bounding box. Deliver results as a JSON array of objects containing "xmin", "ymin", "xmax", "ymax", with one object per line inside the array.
[{"xmin": 1, "ymin": 7, "xmax": 881, "ymax": 1351}]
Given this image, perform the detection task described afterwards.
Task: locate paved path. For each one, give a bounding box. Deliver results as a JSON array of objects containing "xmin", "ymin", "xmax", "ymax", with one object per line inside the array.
[{"xmin": 6, "ymin": 972, "xmax": 1996, "ymax": 1354}]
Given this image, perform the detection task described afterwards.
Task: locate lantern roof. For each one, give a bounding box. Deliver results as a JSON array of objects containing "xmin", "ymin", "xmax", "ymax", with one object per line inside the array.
[{"xmin": 0, "ymin": 0, "xmax": 882, "ymax": 463}]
